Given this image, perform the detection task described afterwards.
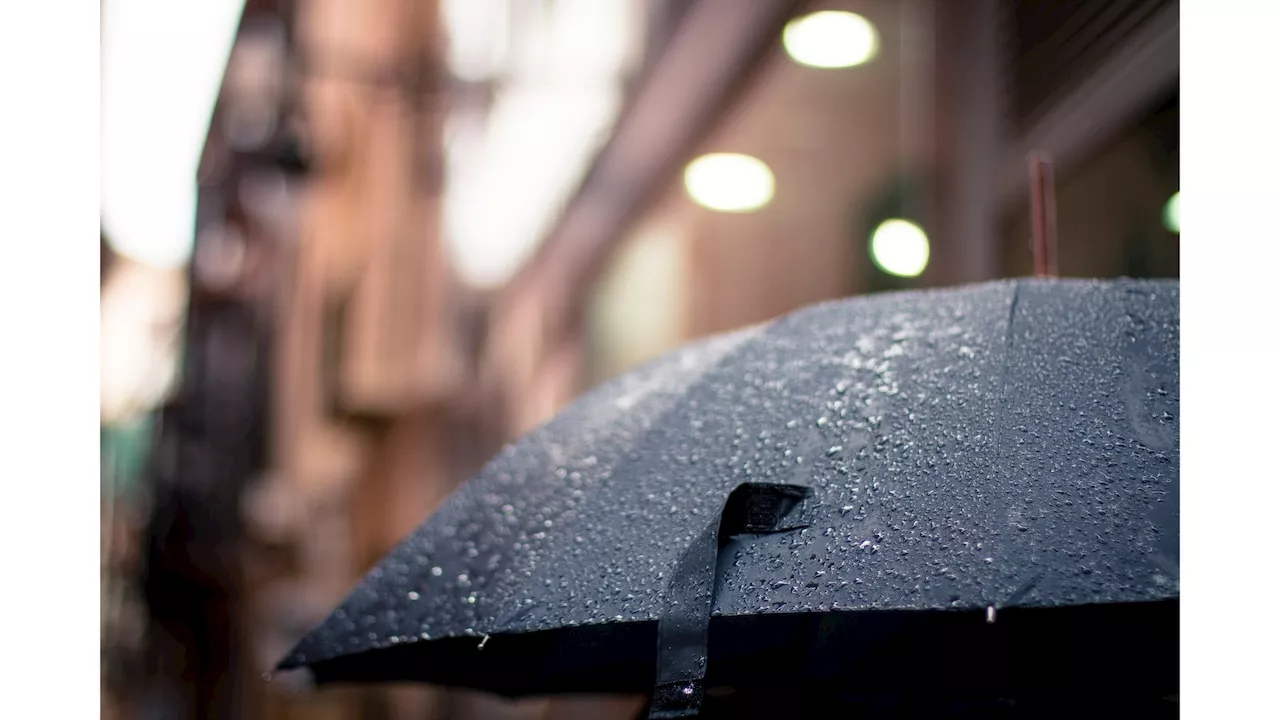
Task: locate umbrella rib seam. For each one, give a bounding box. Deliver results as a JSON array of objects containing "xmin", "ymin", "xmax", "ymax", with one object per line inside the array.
[{"xmin": 994, "ymin": 280, "xmax": 1023, "ymax": 590}]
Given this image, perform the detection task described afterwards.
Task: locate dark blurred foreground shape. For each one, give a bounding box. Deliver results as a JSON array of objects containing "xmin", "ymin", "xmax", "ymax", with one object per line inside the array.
[{"xmin": 104, "ymin": 0, "xmax": 1179, "ymax": 718}]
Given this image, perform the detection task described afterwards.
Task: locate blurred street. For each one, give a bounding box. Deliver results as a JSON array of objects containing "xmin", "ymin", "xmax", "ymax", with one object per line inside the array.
[{"xmin": 100, "ymin": 0, "xmax": 1179, "ymax": 717}]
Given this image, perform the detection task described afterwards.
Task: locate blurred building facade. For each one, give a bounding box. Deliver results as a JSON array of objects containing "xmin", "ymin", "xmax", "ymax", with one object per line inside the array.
[
  {"xmin": 120, "ymin": 1, "xmax": 1178, "ymax": 718},
  {"xmin": 495, "ymin": 0, "xmax": 1179, "ymax": 415}
]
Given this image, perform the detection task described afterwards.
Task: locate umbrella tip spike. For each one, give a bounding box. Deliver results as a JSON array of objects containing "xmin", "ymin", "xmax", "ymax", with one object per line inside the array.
[
  {"xmin": 986, "ymin": 605, "xmax": 997, "ymax": 624},
  {"xmin": 1027, "ymin": 151, "xmax": 1059, "ymax": 279},
  {"xmin": 477, "ymin": 633, "xmax": 491, "ymax": 651}
]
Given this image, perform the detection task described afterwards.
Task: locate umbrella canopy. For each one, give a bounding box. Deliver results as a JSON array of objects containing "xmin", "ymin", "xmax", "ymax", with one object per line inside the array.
[{"xmin": 281, "ymin": 278, "xmax": 1178, "ymax": 716}]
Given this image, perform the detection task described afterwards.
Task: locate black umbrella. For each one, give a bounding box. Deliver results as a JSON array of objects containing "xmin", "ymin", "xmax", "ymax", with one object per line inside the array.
[{"xmin": 280, "ymin": 278, "xmax": 1178, "ymax": 717}]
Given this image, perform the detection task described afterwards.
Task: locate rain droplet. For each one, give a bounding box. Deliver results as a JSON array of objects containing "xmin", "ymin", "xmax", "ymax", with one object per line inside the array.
[
  {"xmin": 431, "ymin": 566, "xmax": 443, "ymax": 576},
  {"xmin": 408, "ymin": 591, "xmax": 420, "ymax": 600},
  {"xmin": 817, "ymin": 416, "xmax": 829, "ymax": 427}
]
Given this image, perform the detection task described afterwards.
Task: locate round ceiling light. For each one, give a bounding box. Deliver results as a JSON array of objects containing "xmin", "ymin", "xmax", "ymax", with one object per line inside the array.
[
  {"xmin": 782, "ymin": 11, "xmax": 879, "ymax": 69},
  {"xmin": 869, "ymin": 218, "xmax": 930, "ymax": 278},
  {"xmin": 683, "ymin": 153, "xmax": 776, "ymax": 213}
]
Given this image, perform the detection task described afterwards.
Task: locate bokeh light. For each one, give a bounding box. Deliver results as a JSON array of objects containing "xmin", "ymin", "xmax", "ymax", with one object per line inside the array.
[
  {"xmin": 869, "ymin": 218, "xmax": 930, "ymax": 277},
  {"xmin": 782, "ymin": 11, "xmax": 879, "ymax": 69},
  {"xmin": 102, "ymin": 0, "xmax": 247, "ymax": 269},
  {"xmin": 1163, "ymin": 191, "xmax": 1180, "ymax": 234},
  {"xmin": 683, "ymin": 153, "xmax": 776, "ymax": 213}
]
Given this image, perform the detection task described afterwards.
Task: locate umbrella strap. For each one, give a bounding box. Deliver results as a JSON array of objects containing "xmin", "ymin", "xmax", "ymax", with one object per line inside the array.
[{"xmin": 649, "ymin": 482, "xmax": 815, "ymax": 719}]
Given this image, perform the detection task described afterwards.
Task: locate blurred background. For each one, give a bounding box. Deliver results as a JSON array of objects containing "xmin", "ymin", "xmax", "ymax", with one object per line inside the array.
[{"xmin": 100, "ymin": 0, "xmax": 1178, "ymax": 717}]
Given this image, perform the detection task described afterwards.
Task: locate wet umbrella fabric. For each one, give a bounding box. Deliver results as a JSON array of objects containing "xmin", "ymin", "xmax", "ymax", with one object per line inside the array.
[{"xmin": 280, "ymin": 279, "xmax": 1179, "ymax": 715}]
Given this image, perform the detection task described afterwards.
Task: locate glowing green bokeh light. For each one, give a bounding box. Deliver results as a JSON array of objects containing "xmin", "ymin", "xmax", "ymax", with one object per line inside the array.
[{"xmin": 870, "ymin": 218, "xmax": 930, "ymax": 278}]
